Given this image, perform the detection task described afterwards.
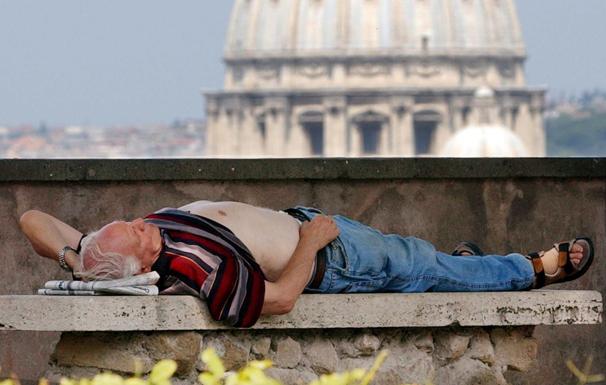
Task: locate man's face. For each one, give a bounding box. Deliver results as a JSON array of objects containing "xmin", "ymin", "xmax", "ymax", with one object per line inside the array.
[
  {"xmin": 97, "ymin": 221, "xmax": 140, "ymax": 255},
  {"xmin": 85, "ymin": 218, "xmax": 157, "ymax": 273}
]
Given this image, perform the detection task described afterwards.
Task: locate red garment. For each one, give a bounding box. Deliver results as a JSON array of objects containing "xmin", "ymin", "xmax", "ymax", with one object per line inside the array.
[{"xmin": 145, "ymin": 208, "xmax": 266, "ymax": 327}]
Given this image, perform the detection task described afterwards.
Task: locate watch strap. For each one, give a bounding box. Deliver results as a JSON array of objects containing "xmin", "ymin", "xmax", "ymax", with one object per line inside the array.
[{"xmin": 58, "ymin": 246, "xmax": 76, "ymax": 271}]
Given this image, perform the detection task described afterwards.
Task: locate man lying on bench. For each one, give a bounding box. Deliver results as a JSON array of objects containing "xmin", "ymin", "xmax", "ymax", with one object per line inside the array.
[{"xmin": 19, "ymin": 201, "xmax": 595, "ymax": 327}]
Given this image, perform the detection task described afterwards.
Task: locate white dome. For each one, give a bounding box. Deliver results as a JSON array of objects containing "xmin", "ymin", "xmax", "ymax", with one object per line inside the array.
[
  {"xmin": 440, "ymin": 125, "xmax": 530, "ymax": 157},
  {"xmin": 474, "ymin": 86, "xmax": 495, "ymax": 99},
  {"xmin": 225, "ymin": 0, "xmax": 526, "ymax": 59}
]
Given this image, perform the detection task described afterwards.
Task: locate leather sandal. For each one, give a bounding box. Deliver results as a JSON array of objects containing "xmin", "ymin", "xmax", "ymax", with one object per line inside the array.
[
  {"xmin": 452, "ymin": 241, "xmax": 485, "ymax": 257},
  {"xmin": 526, "ymin": 237, "xmax": 595, "ymax": 289}
]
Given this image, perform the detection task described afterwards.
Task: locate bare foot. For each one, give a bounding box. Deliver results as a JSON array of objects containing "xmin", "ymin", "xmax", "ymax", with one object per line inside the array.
[{"xmin": 541, "ymin": 242, "xmax": 585, "ymax": 275}]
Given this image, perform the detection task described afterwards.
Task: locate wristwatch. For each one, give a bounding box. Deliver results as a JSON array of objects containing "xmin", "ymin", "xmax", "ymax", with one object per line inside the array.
[{"xmin": 57, "ymin": 246, "xmax": 76, "ymax": 271}]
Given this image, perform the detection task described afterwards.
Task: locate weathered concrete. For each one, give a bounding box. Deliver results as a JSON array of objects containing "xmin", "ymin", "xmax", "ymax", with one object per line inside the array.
[
  {"xmin": 0, "ymin": 158, "xmax": 604, "ymax": 384},
  {"xmin": 0, "ymin": 158, "xmax": 604, "ymax": 181},
  {"xmin": 0, "ymin": 292, "xmax": 602, "ymax": 331}
]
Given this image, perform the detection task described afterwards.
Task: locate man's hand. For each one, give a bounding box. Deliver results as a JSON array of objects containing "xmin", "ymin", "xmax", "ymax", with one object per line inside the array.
[
  {"xmin": 299, "ymin": 215, "xmax": 340, "ymax": 251},
  {"xmin": 262, "ymin": 214, "xmax": 340, "ymax": 316}
]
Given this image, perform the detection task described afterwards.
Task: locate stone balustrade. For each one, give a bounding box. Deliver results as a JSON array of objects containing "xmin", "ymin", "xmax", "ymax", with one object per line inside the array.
[
  {"xmin": 1, "ymin": 158, "xmax": 604, "ymax": 384},
  {"xmin": 0, "ymin": 291, "xmax": 601, "ymax": 384}
]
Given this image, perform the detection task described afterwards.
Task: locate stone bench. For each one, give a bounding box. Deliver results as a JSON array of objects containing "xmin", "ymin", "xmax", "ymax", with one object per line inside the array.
[{"xmin": 0, "ymin": 291, "xmax": 602, "ymax": 385}]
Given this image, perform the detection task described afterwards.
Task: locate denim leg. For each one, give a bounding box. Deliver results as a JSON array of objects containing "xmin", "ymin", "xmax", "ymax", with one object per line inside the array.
[
  {"xmin": 384, "ymin": 235, "xmax": 535, "ymax": 292},
  {"xmin": 292, "ymin": 207, "xmax": 535, "ymax": 293}
]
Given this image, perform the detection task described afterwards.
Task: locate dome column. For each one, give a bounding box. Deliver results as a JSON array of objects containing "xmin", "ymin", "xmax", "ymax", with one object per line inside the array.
[
  {"xmin": 222, "ymin": 97, "xmax": 241, "ymax": 156},
  {"xmin": 239, "ymin": 100, "xmax": 263, "ymax": 157},
  {"xmin": 212, "ymin": 101, "xmax": 237, "ymax": 157},
  {"xmin": 390, "ymin": 97, "xmax": 415, "ymax": 156},
  {"xmin": 500, "ymin": 94, "xmax": 515, "ymax": 129},
  {"xmin": 265, "ymin": 96, "xmax": 290, "ymax": 157},
  {"xmin": 530, "ymin": 93, "xmax": 546, "ymax": 156},
  {"xmin": 323, "ymin": 96, "xmax": 348, "ymax": 157},
  {"xmin": 450, "ymin": 97, "xmax": 469, "ymax": 132},
  {"xmin": 204, "ymin": 96, "xmax": 220, "ymax": 157}
]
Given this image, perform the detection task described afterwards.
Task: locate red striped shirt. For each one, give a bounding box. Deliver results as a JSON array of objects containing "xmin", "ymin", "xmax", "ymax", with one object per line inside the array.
[{"xmin": 145, "ymin": 208, "xmax": 266, "ymax": 327}]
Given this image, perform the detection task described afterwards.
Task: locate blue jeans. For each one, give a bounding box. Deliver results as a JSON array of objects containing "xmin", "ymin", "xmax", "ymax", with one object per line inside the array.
[{"xmin": 293, "ymin": 207, "xmax": 535, "ymax": 293}]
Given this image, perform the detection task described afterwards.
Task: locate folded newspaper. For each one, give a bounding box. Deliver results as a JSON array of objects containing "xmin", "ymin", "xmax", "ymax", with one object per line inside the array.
[{"xmin": 37, "ymin": 271, "xmax": 160, "ymax": 296}]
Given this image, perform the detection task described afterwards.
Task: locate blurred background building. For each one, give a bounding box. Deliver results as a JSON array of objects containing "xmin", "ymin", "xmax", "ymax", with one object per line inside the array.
[
  {"xmin": 3, "ymin": 0, "xmax": 604, "ymax": 159},
  {"xmin": 204, "ymin": 0, "xmax": 546, "ymax": 158}
]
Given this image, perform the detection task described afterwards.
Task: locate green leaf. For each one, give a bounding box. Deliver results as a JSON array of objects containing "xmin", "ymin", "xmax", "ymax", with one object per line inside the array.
[
  {"xmin": 247, "ymin": 360, "xmax": 273, "ymax": 370},
  {"xmin": 149, "ymin": 360, "xmax": 177, "ymax": 385},
  {"xmin": 91, "ymin": 373, "xmax": 124, "ymax": 385},
  {"xmin": 201, "ymin": 349, "xmax": 225, "ymax": 378},
  {"xmin": 359, "ymin": 350, "xmax": 388, "ymax": 385},
  {"xmin": 59, "ymin": 378, "xmax": 77, "ymax": 385},
  {"xmin": 198, "ymin": 373, "xmax": 220, "ymax": 385},
  {"xmin": 124, "ymin": 379, "xmax": 148, "ymax": 385}
]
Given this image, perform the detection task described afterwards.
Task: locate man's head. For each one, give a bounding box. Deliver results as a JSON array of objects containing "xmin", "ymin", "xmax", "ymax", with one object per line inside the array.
[{"xmin": 76, "ymin": 218, "xmax": 161, "ymax": 281}]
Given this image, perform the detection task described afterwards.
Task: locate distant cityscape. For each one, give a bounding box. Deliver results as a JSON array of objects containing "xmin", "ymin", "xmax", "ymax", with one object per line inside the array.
[
  {"xmin": 546, "ymin": 89, "xmax": 606, "ymax": 119},
  {"xmin": 0, "ymin": 119, "xmax": 205, "ymax": 158},
  {"xmin": 0, "ymin": 90, "xmax": 604, "ymax": 158}
]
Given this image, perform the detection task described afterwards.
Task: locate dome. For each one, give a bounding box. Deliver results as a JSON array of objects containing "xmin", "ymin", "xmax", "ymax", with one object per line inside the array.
[
  {"xmin": 474, "ymin": 86, "xmax": 495, "ymax": 99},
  {"xmin": 225, "ymin": 0, "xmax": 526, "ymax": 59},
  {"xmin": 440, "ymin": 125, "xmax": 530, "ymax": 157}
]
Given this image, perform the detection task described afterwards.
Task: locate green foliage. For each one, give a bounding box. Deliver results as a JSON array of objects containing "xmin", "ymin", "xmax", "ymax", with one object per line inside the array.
[
  {"xmin": 197, "ymin": 348, "xmax": 381, "ymax": 385},
  {"xmin": 566, "ymin": 356, "xmax": 605, "ymax": 385},
  {"xmin": 0, "ymin": 349, "xmax": 394, "ymax": 385},
  {"xmin": 1, "ymin": 350, "xmax": 603, "ymax": 385},
  {"xmin": 546, "ymin": 110, "xmax": 606, "ymax": 157}
]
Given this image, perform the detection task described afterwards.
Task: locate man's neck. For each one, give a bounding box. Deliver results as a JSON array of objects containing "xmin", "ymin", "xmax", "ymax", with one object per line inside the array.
[{"xmin": 149, "ymin": 224, "xmax": 163, "ymax": 266}]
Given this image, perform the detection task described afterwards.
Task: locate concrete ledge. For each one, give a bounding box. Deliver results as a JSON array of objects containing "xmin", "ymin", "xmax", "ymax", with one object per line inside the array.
[
  {"xmin": 0, "ymin": 291, "xmax": 601, "ymax": 331},
  {"xmin": 0, "ymin": 158, "xmax": 604, "ymax": 182}
]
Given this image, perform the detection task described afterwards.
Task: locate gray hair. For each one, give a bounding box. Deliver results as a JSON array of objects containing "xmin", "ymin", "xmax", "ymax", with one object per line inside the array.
[{"xmin": 75, "ymin": 230, "xmax": 141, "ymax": 281}]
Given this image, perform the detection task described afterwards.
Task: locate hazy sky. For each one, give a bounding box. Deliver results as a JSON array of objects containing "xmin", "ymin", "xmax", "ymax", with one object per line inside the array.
[{"xmin": 1, "ymin": 0, "xmax": 605, "ymax": 126}]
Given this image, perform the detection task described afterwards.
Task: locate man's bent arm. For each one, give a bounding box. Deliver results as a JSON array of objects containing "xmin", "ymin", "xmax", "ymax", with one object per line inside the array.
[
  {"xmin": 20, "ymin": 210, "xmax": 83, "ymax": 270},
  {"xmin": 262, "ymin": 215, "xmax": 339, "ymax": 315}
]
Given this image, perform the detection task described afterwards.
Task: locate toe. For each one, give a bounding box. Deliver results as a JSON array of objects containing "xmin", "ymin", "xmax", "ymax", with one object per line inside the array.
[
  {"xmin": 570, "ymin": 244, "xmax": 585, "ymax": 266},
  {"xmin": 571, "ymin": 244, "xmax": 584, "ymax": 253}
]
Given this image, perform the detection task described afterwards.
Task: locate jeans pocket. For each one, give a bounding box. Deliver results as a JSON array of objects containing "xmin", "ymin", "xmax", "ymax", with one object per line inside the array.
[{"xmin": 327, "ymin": 238, "xmax": 349, "ymax": 271}]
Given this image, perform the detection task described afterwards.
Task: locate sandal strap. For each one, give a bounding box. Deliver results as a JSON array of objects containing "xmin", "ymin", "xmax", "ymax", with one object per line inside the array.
[
  {"xmin": 527, "ymin": 252, "xmax": 545, "ymax": 288},
  {"xmin": 554, "ymin": 241, "xmax": 577, "ymax": 275},
  {"xmin": 557, "ymin": 242, "xmax": 568, "ymax": 267},
  {"xmin": 452, "ymin": 241, "xmax": 484, "ymax": 256}
]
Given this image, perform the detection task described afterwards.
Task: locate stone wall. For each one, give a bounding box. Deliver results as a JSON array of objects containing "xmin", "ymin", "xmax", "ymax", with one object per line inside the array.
[
  {"xmin": 46, "ymin": 327, "xmax": 538, "ymax": 385},
  {"xmin": 0, "ymin": 158, "xmax": 604, "ymax": 384}
]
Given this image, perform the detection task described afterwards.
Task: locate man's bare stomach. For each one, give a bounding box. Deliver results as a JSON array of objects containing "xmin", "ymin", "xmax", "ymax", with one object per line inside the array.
[{"xmin": 178, "ymin": 201, "xmax": 303, "ymax": 281}]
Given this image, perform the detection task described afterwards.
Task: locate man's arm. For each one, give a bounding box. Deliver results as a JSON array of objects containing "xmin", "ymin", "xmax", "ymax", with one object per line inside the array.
[
  {"xmin": 262, "ymin": 215, "xmax": 339, "ymax": 315},
  {"xmin": 19, "ymin": 210, "xmax": 84, "ymax": 270}
]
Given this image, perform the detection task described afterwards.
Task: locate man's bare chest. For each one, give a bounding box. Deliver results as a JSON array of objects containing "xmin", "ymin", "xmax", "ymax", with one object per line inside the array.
[{"xmin": 177, "ymin": 201, "xmax": 301, "ymax": 281}]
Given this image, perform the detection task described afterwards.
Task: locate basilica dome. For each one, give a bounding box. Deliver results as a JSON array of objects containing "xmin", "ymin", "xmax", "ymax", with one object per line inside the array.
[
  {"xmin": 225, "ymin": 0, "xmax": 526, "ymax": 59},
  {"xmin": 440, "ymin": 125, "xmax": 530, "ymax": 157},
  {"xmin": 205, "ymin": 0, "xmax": 545, "ymax": 159}
]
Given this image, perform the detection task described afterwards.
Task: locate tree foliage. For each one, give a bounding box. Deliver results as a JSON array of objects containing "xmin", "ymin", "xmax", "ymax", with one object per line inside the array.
[{"xmin": 546, "ymin": 110, "xmax": 606, "ymax": 157}]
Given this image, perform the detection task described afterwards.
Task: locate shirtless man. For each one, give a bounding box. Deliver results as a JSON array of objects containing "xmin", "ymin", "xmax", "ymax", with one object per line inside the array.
[{"xmin": 19, "ymin": 201, "xmax": 594, "ymax": 327}]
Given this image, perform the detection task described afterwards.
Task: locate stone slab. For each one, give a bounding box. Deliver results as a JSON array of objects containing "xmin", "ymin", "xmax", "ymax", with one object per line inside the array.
[
  {"xmin": 0, "ymin": 158, "xmax": 604, "ymax": 182},
  {"xmin": 0, "ymin": 291, "xmax": 601, "ymax": 331}
]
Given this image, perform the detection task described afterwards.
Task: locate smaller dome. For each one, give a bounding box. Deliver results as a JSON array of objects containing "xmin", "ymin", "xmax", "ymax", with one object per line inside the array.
[
  {"xmin": 474, "ymin": 86, "xmax": 495, "ymax": 99},
  {"xmin": 440, "ymin": 125, "xmax": 529, "ymax": 157}
]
